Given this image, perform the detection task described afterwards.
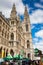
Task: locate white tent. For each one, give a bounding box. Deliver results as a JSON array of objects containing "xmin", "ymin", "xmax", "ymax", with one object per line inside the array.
[{"xmin": 33, "ymin": 57, "xmax": 40, "ymax": 60}]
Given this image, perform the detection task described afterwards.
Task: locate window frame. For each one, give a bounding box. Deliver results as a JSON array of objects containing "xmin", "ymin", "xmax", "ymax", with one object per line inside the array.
[{"xmin": 10, "ymin": 33, "xmax": 14, "ymax": 40}]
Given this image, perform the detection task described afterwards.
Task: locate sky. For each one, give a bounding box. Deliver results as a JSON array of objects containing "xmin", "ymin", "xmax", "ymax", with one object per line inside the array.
[{"xmin": 0, "ymin": 0, "xmax": 43, "ymax": 52}]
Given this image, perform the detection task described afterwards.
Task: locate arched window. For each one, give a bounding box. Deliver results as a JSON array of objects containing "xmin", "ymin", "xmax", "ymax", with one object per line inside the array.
[
  {"xmin": 5, "ymin": 32, "xmax": 6, "ymax": 38},
  {"xmin": 3, "ymin": 48, "xmax": 6, "ymax": 57},
  {"xmin": 6, "ymin": 49, "xmax": 8, "ymax": 56},
  {"xmin": 11, "ymin": 33, "xmax": 14, "ymax": 40},
  {"xmin": 11, "ymin": 21, "xmax": 14, "ymax": 26},
  {"xmin": 2, "ymin": 29, "xmax": 4, "ymax": 36},
  {"xmin": 0, "ymin": 19, "xmax": 2, "ymax": 24},
  {"xmin": 27, "ymin": 40, "xmax": 29, "ymax": 43},
  {"xmin": 10, "ymin": 49, "xmax": 14, "ymax": 56},
  {"xmin": 27, "ymin": 40, "xmax": 30, "ymax": 48},
  {"xmin": 27, "ymin": 53, "xmax": 30, "ymax": 58},
  {"xmin": 26, "ymin": 24, "xmax": 28, "ymax": 31}
]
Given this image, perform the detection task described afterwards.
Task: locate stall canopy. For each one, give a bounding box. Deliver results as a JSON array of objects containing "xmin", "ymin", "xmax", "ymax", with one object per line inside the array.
[
  {"xmin": 13, "ymin": 54, "xmax": 23, "ymax": 60},
  {"xmin": 4, "ymin": 54, "xmax": 13, "ymax": 61}
]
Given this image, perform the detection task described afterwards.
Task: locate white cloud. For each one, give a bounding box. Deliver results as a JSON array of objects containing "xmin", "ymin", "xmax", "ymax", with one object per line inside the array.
[
  {"xmin": 15, "ymin": 1, "xmax": 25, "ymax": 15},
  {"xmin": 0, "ymin": 0, "xmax": 25, "ymax": 18},
  {"xmin": 33, "ymin": 38, "xmax": 38, "ymax": 42},
  {"xmin": 33, "ymin": 40, "xmax": 43, "ymax": 53},
  {"xmin": 30, "ymin": 9, "xmax": 43, "ymax": 24},
  {"xmin": 35, "ymin": 30, "xmax": 43, "ymax": 38},
  {"xmin": 40, "ymin": 0, "xmax": 43, "ymax": 2},
  {"xmin": 33, "ymin": 29, "xmax": 43, "ymax": 53},
  {"xmin": 34, "ymin": 3, "xmax": 43, "ymax": 8},
  {"xmin": 0, "ymin": 6, "xmax": 11, "ymax": 18}
]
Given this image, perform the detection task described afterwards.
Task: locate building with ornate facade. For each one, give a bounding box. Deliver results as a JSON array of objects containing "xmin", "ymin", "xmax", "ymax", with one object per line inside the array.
[{"xmin": 0, "ymin": 4, "xmax": 34, "ymax": 60}]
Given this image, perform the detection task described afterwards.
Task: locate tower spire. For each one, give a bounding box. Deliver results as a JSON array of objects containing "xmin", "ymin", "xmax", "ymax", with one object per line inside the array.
[
  {"xmin": 10, "ymin": 4, "xmax": 17, "ymax": 19},
  {"xmin": 24, "ymin": 6, "xmax": 29, "ymax": 19}
]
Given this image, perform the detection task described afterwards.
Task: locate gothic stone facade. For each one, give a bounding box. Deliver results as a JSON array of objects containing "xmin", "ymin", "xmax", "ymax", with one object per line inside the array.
[{"xmin": 0, "ymin": 4, "xmax": 34, "ymax": 60}]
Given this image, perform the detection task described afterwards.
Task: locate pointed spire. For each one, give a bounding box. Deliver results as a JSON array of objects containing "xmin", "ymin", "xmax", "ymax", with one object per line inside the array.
[
  {"xmin": 24, "ymin": 6, "xmax": 29, "ymax": 19},
  {"xmin": 10, "ymin": 4, "xmax": 17, "ymax": 19}
]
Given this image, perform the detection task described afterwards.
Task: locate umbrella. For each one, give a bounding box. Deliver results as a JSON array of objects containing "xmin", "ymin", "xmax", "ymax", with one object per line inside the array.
[
  {"xmin": 19, "ymin": 55, "xmax": 23, "ymax": 60},
  {"xmin": 13, "ymin": 54, "xmax": 18, "ymax": 58},
  {"xmin": 13, "ymin": 54, "xmax": 19, "ymax": 60},
  {"xmin": 4, "ymin": 54, "xmax": 13, "ymax": 61},
  {"xmin": 13, "ymin": 54, "xmax": 23, "ymax": 60}
]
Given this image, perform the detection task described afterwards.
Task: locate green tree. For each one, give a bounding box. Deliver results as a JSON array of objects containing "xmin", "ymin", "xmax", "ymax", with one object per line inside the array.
[{"xmin": 34, "ymin": 48, "xmax": 42, "ymax": 56}]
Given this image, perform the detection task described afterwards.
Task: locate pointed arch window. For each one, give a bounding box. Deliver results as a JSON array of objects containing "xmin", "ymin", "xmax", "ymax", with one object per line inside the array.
[
  {"xmin": 11, "ymin": 33, "xmax": 14, "ymax": 40},
  {"xmin": 27, "ymin": 40, "xmax": 29, "ymax": 43},
  {"xmin": 26, "ymin": 24, "xmax": 28, "ymax": 31},
  {"xmin": 27, "ymin": 40, "xmax": 30, "ymax": 48}
]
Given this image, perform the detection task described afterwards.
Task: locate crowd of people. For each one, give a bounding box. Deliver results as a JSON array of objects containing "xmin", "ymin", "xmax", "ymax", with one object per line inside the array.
[{"xmin": 0, "ymin": 59, "xmax": 40, "ymax": 65}]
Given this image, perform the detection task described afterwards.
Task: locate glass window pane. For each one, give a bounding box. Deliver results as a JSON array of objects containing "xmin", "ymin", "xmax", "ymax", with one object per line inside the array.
[{"xmin": 11, "ymin": 33, "xmax": 14, "ymax": 40}]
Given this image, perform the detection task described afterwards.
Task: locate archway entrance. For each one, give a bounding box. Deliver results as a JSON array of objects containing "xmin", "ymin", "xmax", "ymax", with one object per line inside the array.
[
  {"xmin": 6, "ymin": 49, "xmax": 8, "ymax": 57},
  {"xmin": 10, "ymin": 49, "xmax": 14, "ymax": 57},
  {"xmin": 27, "ymin": 53, "xmax": 30, "ymax": 58},
  {"xmin": 0, "ymin": 46, "xmax": 2, "ymax": 58},
  {"xmin": 3, "ymin": 48, "xmax": 6, "ymax": 58}
]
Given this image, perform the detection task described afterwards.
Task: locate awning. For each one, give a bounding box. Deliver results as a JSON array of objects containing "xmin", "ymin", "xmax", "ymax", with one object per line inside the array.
[
  {"xmin": 13, "ymin": 54, "xmax": 23, "ymax": 60},
  {"xmin": 4, "ymin": 54, "xmax": 13, "ymax": 61}
]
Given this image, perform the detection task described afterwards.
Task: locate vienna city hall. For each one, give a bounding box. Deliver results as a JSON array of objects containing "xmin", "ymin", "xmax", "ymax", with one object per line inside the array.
[{"xmin": 0, "ymin": 4, "xmax": 34, "ymax": 60}]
